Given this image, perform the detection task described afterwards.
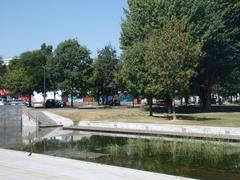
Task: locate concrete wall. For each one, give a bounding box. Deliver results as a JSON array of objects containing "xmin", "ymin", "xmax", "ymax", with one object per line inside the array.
[
  {"xmin": 79, "ymin": 121, "xmax": 240, "ymax": 138},
  {"xmin": 0, "ymin": 106, "xmax": 22, "ymax": 148}
]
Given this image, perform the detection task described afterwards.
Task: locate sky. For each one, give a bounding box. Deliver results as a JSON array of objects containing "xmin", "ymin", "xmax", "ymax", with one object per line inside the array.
[{"xmin": 0, "ymin": 0, "xmax": 128, "ymax": 59}]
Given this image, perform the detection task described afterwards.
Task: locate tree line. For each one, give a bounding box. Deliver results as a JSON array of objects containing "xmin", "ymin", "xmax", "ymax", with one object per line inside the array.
[
  {"xmin": 0, "ymin": 40, "xmax": 119, "ymax": 108},
  {"xmin": 0, "ymin": 0, "xmax": 239, "ymax": 119}
]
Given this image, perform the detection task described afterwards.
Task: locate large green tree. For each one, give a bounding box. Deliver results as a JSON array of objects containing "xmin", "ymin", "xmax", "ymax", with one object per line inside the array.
[
  {"xmin": 3, "ymin": 44, "xmax": 52, "ymax": 105},
  {"xmin": 3, "ymin": 68, "xmax": 32, "ymax": 95},
  {"xmin": 213, "ymin": 67, "xmax": 240, "ymax": 101},
  {"xmin": 54, "ymin": 39, "xmax": 92, "ymax": 107},
  {"xmin": 121, "ymin": 0, "xmax": 240, "ymax": 111},
  {"xmin": 4, "ymin": 50, "xmax": 48, "ymax": 96},
  {"xmin": 90, "ymin": 45, "xmax": 119, "ymax": 104},
  {"xmin": 0, "ymin": 57, "xmax": 7, "ymax": 89},
  {"xmin": 119, "ymin": 42, "xmax": 151, "ymax": 108},
  {"xmin": 146, "ymin": 18, "xmax": 202, "ymax": 119}
]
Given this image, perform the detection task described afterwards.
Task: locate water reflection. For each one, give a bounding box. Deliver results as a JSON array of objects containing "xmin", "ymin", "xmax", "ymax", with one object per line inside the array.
[{"xmin": 19, "ymin": 134, "xmax": 240, "ymax": 180}]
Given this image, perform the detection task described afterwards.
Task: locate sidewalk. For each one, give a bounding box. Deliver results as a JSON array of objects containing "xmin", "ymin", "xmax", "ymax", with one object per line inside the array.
[{"xmin": 0, "ymin": 148, "xmax": 193, "ymax": 180}]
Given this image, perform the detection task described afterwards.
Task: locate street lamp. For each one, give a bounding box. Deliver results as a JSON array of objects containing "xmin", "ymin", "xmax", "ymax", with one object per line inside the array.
[{"xmin": 43, "ymin": 66, "xmax": 46, "ymax": 107}]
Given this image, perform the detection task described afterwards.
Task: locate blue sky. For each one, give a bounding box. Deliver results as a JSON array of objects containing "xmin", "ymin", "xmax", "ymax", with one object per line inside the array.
[{"xmin": 0, "ymin": 0, "xmax": 127, "ymax": 59}]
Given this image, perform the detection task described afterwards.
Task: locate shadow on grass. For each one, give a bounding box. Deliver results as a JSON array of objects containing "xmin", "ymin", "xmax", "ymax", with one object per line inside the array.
[
  {"xmin": 152, "ymin": 114, "xmax": 220, "ymax": 121},
  {"xmin": 143, "ymin": 105, "xmax": 240, "ymax": 114},
  {"xmin": 176, "ymin": 115, "xmax": 220, "ymax": 121}
]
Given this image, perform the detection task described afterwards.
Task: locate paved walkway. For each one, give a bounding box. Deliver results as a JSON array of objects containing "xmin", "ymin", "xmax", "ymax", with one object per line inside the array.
[{"xmin": 0, "ymin": 148, "xmax": 193, "ymax": 180}]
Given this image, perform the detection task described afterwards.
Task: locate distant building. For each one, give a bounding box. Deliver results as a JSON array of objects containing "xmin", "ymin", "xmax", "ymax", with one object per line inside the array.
[{"xmin": 2, "ymin": 57, "xmax": 13, "ymax": 66}]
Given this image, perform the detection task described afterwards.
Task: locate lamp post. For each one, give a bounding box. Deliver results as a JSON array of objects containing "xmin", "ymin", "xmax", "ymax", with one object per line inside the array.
[{"xmin": 43, "ymin": 66, "xmax": 46, "ymax": 107}]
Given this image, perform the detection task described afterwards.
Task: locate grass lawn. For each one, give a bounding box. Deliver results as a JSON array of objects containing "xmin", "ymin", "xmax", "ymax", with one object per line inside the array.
[{"xmin": 46, "ymin": 105, "xmax": 240, "ymax": 127}]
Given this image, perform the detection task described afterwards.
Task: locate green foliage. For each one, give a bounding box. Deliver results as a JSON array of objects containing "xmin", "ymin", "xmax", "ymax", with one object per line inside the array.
[
  {"xmin": 54, "ymin": 39, "xmax": 92, "ymax": 102},
  {"xmin": 120, "ymin": 0, "xmax": 240, "ymax": 111},
  {"xmin": 213, "ymin": 67, "xmax": 240, "ymax": 97},
  {"xmin": 90, "ymin": 44, "xmax": 119, "ymax": 102},
  {"xmin": 3, "ymin": 68, "xmax": 32, "ymax": 95},
  {"xmin": 146, "ymin": 17, "xmax": 202, "ymax": 98},
  {"xmin": 3, "ymin": 48, "xmax": 49, "ymax": 95},
  {"xmin": 0, "ymin": 58, "xmax": 7, "ymax": 89},
  {"xmin": 119, "ymin": 42, "xmax": 148, "ymax": 99}
]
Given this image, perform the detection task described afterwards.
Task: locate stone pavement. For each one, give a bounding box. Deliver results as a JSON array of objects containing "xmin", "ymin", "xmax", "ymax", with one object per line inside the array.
[{"xmin": 0, "ymin": 148, "xmax": 194, "ymax": 180}]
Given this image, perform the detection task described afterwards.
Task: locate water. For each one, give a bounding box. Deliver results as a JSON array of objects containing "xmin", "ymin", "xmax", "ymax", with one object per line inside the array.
[{"xmin": 17, "ymin": 134, "xmax": 240, "ymax": 180}]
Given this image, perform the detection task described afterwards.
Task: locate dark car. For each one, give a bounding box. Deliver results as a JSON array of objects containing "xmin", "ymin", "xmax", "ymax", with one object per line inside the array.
[
  {"xmin": 45, "ymin": 99, "xmax": 65, "ymax": 108},
  {"xmin": 211, "ymin": 98, "xmax": 217, "ymax": 104},
  {"xmin": 107, "ymin": 99, "xmax": 120, "ymax": 106},
  {"xmin": 198, "ymin": 98, "xmax": 217, "ymax": 104},
  {"xmin": 45, "ymin": 99, "xmax": 56, "ymax": 108},
  {"xmin": 55, "ymin": 100, "xmax": 65, "ymax": 107}
]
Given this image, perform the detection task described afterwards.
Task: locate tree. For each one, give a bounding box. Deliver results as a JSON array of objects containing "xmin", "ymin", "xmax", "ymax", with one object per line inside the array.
[
  {"xmin": 54, "ymin": 39, "xmax": 92, "ymax": 107},
  {"xmin": 3, "ymin": 45, "xmax": 50, "ymax": 105},
  {"xmin": 90, "ymin": 45, "xmax": 119, "ymax": 104},
  {"xmin": 45, "ymin": 55, "xmax": 59, "ymax": 99},
  {"xmin": 120, "ymin": 0, "xmax": 240, "ymax": 111},
  {"xmin": 0, "ymin": 57, "xmax": 7, "ymax": 89},
  {"xmin": 119, "ymin": 42, "xmax": 153, "ymax": 110},
  {"xmin": 145, "ymin": 17, "xmax": 202, "ymax": 120},
  {"xmin": 191, "ymin": 0, "xmax": 240, "ymax": 111},
  {"xmin": 3, "ymin": 68, "xmax": 32, "ymax": 95},
  {"xmin": 213, "ymin": 67, "xmax": 240, "ymax": 101}
]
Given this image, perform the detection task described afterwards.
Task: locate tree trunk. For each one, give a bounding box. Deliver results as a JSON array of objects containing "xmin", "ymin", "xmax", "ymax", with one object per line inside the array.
[
  {"xmin": 97, "ymin": 96, "xmax": 100, "ymax": 105},
  {"xmin": 102, "ymin": 96, "xmax": 105, "ymax": 105},
  {"xmin": 172, "ymin": 98, "xmax": 176, "ymax": 120},
  {"xmin": 199, "ymin": 85, "xmax": 211, "ymax": 112},
  {"xmin": 71, "ymin": 94, "xmax": 74, "ymax": 108},
  {"xmin": 28, "ymin": 93, "xmax": 32, "ymax": 107},
  {"xmin": 148, "ymin": 97, "xmax": 153, "ymax": 116},
  {"xmin": 167, "ymin": 98, "xmax": 172, "ymax": 114},
  {"xmin": 185, "ymin": 96, "xmax": 189, "ymax": 107}
]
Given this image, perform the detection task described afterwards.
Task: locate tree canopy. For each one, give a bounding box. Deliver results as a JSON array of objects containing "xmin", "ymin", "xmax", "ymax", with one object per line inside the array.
[
  {"xmin": 90, "ymin": 44, "xmax": 119, "ymax": 104},
  {"xmin": 120, "ymin": 0, "xmax": 240, "ymax": 111},
  {"xmin": 0, "ymin": 58, "xmax": 7, "ymax": 89},
  {"xmin": 53, "ymin": 39, "xmax": 92, "ymax": 107},
  {"xmin": 4, "ymin": 47, "xmax": 49, "ymax": 96},
  {"xmin": 145, "ymin": 18, "xmax": 202, "ymax": 118}
]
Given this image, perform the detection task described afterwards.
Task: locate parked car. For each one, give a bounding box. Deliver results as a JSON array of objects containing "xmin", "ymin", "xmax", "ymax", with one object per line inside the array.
[
  {"xmin": 211, "ymin": 98, "xmax": 217, "ymax": 104},
  {"xmin": 32, "ymin": 101, "xmax": 45, "ymax": 108},
  {"xmin": 55, "ymin": 100, "xmax": 65, "ymax": 107},
  {"xmin": 0, "ymin": 98, "xmax": 6, "ymax": 105},
  {"xmin": 45, "ymin": 99, "xmax": 55, "ymax": 108},
  {"xmin": 45, "ymin": 99, "xmax": 65, "ymax": 108},
  {"xmin": 198, "ymin": 98, "xmax": 217, "ymax": 104},
  {"xmin": 107, "ymin": 99, "xmax": 120, "ymax": 106}
]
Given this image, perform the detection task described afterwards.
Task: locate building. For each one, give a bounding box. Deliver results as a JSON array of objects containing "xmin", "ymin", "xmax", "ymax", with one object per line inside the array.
[{"xmin": 2, "ymin": 57, "xmax": 13, "ymax": 66}]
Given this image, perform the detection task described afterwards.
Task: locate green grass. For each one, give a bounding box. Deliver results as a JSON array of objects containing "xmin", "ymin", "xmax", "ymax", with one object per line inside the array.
[
  {"xmin": 48, "ymin": 104, "xmax": 240, "ymax": 127},
  {"xmin": 175, "ymin": 112, "xmax": 240, "ymax": 127}
]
